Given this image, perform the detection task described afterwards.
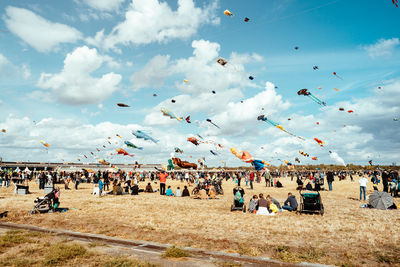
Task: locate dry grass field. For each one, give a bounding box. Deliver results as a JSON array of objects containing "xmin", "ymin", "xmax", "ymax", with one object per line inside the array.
[{"xmin": 1, "ymin": 177, "xmax": 399, "ymax": 266}]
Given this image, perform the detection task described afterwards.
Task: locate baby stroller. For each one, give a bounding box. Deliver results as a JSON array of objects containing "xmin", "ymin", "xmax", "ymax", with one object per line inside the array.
[
  {"xmin": 30, "ymin": 188, "xmax": 60, "ymax": 214},
  {"xmin": 298, "ymin": 190, "xmax": 324, "ymax": 216},
  {"xmin": 231, "ymin": 186, "xmax": 246, "ymax": 212}
]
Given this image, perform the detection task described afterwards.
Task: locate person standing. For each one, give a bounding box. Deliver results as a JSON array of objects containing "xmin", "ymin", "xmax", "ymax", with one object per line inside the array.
[
  {"xmin": 359, "ymin": 175, "xmax": 367, "ymax": 201},
  {"xmin": 326, "ymin": 171, "xmax": 334, "ymax": 191},
  {"xmin": 159, "ymin": 171, "xmax": 168, "ymax": 195},
  {"xmin": 237, "ymin": 172, "xmax": 241, "ymax": 187},
  {"xmin": 249, "ymin": 172, "xmax": 254, "ymax": 190},
  {"xmin": 382, "ymin": 170, "xmax": 389, "ymax": 193}
]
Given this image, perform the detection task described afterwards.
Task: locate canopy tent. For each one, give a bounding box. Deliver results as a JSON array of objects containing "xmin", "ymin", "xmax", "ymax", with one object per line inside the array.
[
  {"xmin": 15, "ymin": 167, "xmax": 20, "ymax": 172},
  {"xmin": 23, "ymin": 167, "xmax": 30, "ymax": 172},
  {"xmin": 369, "ymin": 191, "xmax": 394, "ymax": 210}
]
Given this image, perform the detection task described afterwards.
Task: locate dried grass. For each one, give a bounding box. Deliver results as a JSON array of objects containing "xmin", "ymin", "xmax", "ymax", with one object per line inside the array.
[{"xmin": 1, "ymin": 177, "xmax": 399, "ymax": 266}]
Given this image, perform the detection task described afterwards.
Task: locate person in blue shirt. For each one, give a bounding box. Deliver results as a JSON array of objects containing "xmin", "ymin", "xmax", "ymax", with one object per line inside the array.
[
  {"xmin": 98, "ymin": 179, "xmax": 104, "ymax": 197},
  {"xmin": 166, "ymin": 185, "xmax": 174, "ymax": 196}
]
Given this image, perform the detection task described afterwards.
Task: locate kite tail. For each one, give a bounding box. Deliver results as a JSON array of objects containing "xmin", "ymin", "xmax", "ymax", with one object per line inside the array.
[
  {"xmin": 129, "ymin": 154, "xmax": 135, "ymax": 157},
  {"xmin": 308, "ymin": 94, "xmax": 324, "ymax": 105}
]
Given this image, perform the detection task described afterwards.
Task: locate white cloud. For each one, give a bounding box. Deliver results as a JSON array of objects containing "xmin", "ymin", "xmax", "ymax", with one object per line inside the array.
[
  {"xmin": 87, "ymin": 0, "xmax": 219, "ymax": 50},
  {"xmin": 36, "ymin": 46, "xmax": 122, "ymax": 105},
  {"xmin": 81, "ymin": 0, "xmax": 126, "ymax": 12},
  {"xmin": 0, "ymin": 54, "xmax": 10, "ymax": 72},
  {"xmin": 21, "ymin": 64, "xmax": 31, "ymax": 80},
  {"xmin": 364, "ymin": 38, "xmax": 400, "ymax": 58},
  {"xmin": 4, "ymin": 6, "xmax": 82, "ymax": 52},
  {"xmin": 130, "ymin": 55, "xmax": 171, "ymax": 90}
]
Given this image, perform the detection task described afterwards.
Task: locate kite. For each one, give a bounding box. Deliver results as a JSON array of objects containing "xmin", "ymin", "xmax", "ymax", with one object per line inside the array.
[
  {"xmin": 196, "ymin": 134, "xmax": 204, "ymax": 140},
  {"xmin": 96, "ymin": 148, "xmax": 100, "ymax": 152},
  {"xmin": 284, "ymin": 160, "xmax": 292, "ymax": 166},
  {"xmin": 334, "ymin": 88, "xmax": 340, "ymax": 92},
  {"xmin": 312, "ymin": 157, "xmax": 318, "ymax": 160},
  {"xmin": 116, "ymin": 134, "xmax": 122, "ymax": 138},
  {"xmin": 332, "ymin": 72, "xmax": 343, "ymax": 80},
  {"xmin": 206, "ymin": 118, "xmax": 220, "ymax": 129},
  {"xmin": 187, "ymin": 137, "xmax": 200, "ymax": 146},
  {"xmin": 313, "ymin": 66, "xmax": 319, "ymax": 70},
  {"xmin": 297, "ymin": 89, "xmax": 326, "ymax": 106},
  {"xmin": 224, "ymin": 10, "xmax": 233, "ymax": 16},
  {"xmin": 252, "ymin": 160, "xmax": 268, "ymax": 171},
  {"xmin": 393, "ymin": 0, "xmax": 398, "ymax": 7},
  {"xmin": 183, "ymin": 79, "xmax": 189, "ymax": 83},
  {"xmin": 318, "ymin": 86, "xmax": 322, "ymax": 90},
  {"xmin": 132, "ymin": 130, "xmax": 158, "ymax": 143},
  {"xmin": 185, "ymin": 116, "xmax": 191, "ymax": 123},
  {"xmin": 153, "ymin": 93, "xmax": 157, "ymax": 97},
  {"xmin": 103, "ymin": 145, "xmax": 106, "ymax": 148},
  {"xmin": 348, "ymin": 110, "xmax": 354, "ymax": 113},
  {"xmin": 98, "ymin": 159, "xmax": 110, "ymax": 165},
  {"xmin": 316, "ymin": 122, "xmax": 320, "ymax": 125},
  {"xmin": 378, "ymin": 86, "xmax": 382, "ymax": 90},
  {"xmin": 339, "ymin": 107, "xmax": 345, "ymax": 111},
  {"xmin": 125, "ymin": 141, "xmax": 143, "ymax": 150},
  {"xmin": 172, "ymin": 158, "xmax": 197, "ymax": 169},
  {"xmin": 314, "ymin": 138, "xmax": 324, "ymax": 147},
  {"xmin": 249, "ymin": 76, "xmax": 254, "ymax": 80},
  {"xmin": 294, "ymin": 46, "xmax": 299, "ymax": 50},
  {"xmin": 210, "ymin": 150, "xmax": 218, "ymax": 156},
  {"xmin": 174, "ymin": 147, "xmax": 184, "ymax": 153},
  {"xmin": 40, "ymin": 140, "xmax": 50, "ymax": 148},
  {"xmin": 299, "ymin": 150, "xmax": 309, "ymax": 157},
  {"xmin": 244, "ymin": 17, "xmax": 249, "ymax": 22},
  {"xmin": 394, "ymin": 118, "xmax": 399, "ymax": 121},
  {"xmin": 115, "ymin": 148, "xmax": 134, "ymax": 157},
  {"xmin": 257, "ymin": 115, "xmax": 305, "ymax": 140},
  {"xmin": 230, "ymin": 147, "xmax": 253, "ymax": 163},
  {"xmin": 161, "ymin": 108, "xmax": 183, "ymax": 121},
  {"xmin": 295, "ymin": 157, "xmax": 300, "ymax": 163},
  {"xmin": 1, "ymin": 129, "xmax": 5, "ymax": 133},
  {"xmin": 90, "ymin": 152, "xmax": 94, "ymax": 155},
  {"xmin": 368, "ymin": 160, "xmax": 373, "ymax": 166},
  {"xmin": 212, "ymin": 90, "xmax": 216, "ymax": 94},
  {"xmin": 171, "ymin": 99, "xmax": 176, "ymax": 103},
  {"xmin": 117, "ymin": 103, "xmax": 130, "ymax": 107},
  {"xmin": 216, "ymin": 58, "xmax": 228, "ymax": 66}
]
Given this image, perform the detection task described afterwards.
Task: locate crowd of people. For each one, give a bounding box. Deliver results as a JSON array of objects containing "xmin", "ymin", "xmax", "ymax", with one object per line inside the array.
[{"xmin": 0, "ymin": 168, "xmax": 399, "ymax": 202}]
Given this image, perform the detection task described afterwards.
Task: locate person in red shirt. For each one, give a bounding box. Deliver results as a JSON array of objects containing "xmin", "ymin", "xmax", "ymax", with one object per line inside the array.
[
  {"xmin": 159, "ymin": 171, "xmax": 168, "ymax": 195},
  {"xmin": 249, "ymin": 172, "xmax": 254, "ymax": 190}
]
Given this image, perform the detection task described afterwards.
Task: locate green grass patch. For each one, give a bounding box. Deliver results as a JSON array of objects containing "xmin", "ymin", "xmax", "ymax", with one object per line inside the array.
[
  {"xmin": 275, "ymin": 245, "xmax": 325, "ymax": 263},
  {"xmin": 161, "ymin": 246, "xmax": 190, "ymax": 258},
  {"xmin": 44, "ymin": 243, "xmax": 87, "ymax": 265}
]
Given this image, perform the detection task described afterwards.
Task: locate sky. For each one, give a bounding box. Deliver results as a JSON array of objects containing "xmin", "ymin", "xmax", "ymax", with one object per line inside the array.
[{"xmin": 0, "ymin": 0, "xmax": 399, "ymax": 167}]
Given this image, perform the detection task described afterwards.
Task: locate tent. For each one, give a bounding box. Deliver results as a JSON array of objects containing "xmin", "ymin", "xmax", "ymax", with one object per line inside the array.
[
  {"xmin": 23, "ymin": 167, "xmax": 30, "ymax": 172},
  {"xmin": 369, "ymin": 191, "xmax": 394, "ymax": 210},
  {"xmin": 15, "ymin": 167, "xmax": 20, "ymax": 172}
]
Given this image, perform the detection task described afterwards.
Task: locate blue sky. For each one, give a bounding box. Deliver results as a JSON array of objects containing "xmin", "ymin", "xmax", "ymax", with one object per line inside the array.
[{"xmin": 0, "ymin": 0, "xmax": 399, "ymax": 167}]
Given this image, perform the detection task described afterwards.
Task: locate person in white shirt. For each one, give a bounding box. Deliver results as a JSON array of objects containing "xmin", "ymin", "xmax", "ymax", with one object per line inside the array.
[
  {"xmin": 175, "ymin": 187, "xmax": 182, "ymax": 197},
  {"xmin": 359, "ymin": 176, "xmax": 368, "ymax": 201}
]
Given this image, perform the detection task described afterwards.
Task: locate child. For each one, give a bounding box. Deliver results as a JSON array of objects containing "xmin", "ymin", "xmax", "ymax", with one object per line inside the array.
[
  {"xmin": 166, "ymin": 185, "xmax": 174, "ymax": 196},
  {"xmin": 248, "ymin": 195, "xmax": 258, "ymax": 213},
  {"xmin": 175, "ymin": 187, "xmax": 181, "ymax": 197}
]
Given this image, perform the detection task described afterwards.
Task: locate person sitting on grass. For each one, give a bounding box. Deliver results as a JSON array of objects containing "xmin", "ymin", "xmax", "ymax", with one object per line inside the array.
[
  {"xmin": 166, "ymin": 185, "xmax": 174, "ymax": 196},
  {"xmin": 175, "ymin": 187, "xmax": 182, "ymax": 197},
  {"xmin": 266, "ymin": 195, "xmax": 281, "ymax": 210},
  {"xmin": 131, "ymin": 183, "xmax": 139, "ymax": 195},
  {"xmin": 282, "ymin": 192, "xmax": 298, "ymax": 212},
  {"xmin": 256, "ymin": 193, "xmax": 273, "ymax": 215},
  {"xmin": 145, "ymin": 182, "xmax": 153, "ymax": 193},
  {"xmin": 248, "ymin": 195, "xmax": 258, "ymax": 213},
  {"xmin": 276, "ymin": 180, "xmax": 283, "ymax": 188},
  {"xmin": 182, "ymin": 185, "xmax": 190, "ymax": 197}
]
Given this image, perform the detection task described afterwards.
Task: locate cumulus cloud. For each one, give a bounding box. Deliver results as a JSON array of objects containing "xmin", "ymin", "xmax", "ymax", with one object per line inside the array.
[
  {"xmin": 86, "ymin": 0, "xmax": 219, "ymax": 50},
  {"xmin": 329, "ymin": 152, "xmax": 346, "ymax": 166},
  {"xmin": 81, "ymin": 0, "xmax": 125, "ymax": 12},
  {"xmin": 4, "ymin": 6, "xmax": 83, "ymax": 53},
  {"xmin": 130, "ymin": 55, "xmax": 171, "ymax": 90},
  {"xmin": 0, "ymin": 54, "xmax": 10, "ymax": 74},
  {"xmin": 364, "ymin": 38, "xmax": 400, "ymax": 58},
  {"xmin": 36, "ymin": 46, "xmax": 122, "ymax": 105},
  {"xmin": 21, "ymin": 64, "xmax": 31, "ymax": 80}
]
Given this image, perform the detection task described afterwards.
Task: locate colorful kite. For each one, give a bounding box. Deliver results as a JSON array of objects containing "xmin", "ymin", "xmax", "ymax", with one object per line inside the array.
[
  {"xmin": 312, "ymin": 157, "xmax": 318, "ymax": 160},
  {"xmin": 244, "ymin": 17, "xmax": 249, "ymax": 22},
  {"xmin": 174, "ymin": 147, "xmax": 184, "ymax": 153},
  {"xmin": 393, "ymin": 0, "xmax": 398, "ymax": 7},
  {"xmin": 116, "ymin": 134, "xmax": 122, "ymax": 138},
  {"xmin": 210, "ymin": 150, "xmax": 218, "ymax": 156},
  {"xmin": 40, "ymin": 140, "xmax": 50, "ymax": 148},
  {"xmin": 125, "ymin": 141, "xmax": 143, "ymax": 150},
  {"xmin": 297, "ymin": 89, "xmax": 326, "ymax": 106},
  {"xmin": 216, "ymin": 57, "xmax": 228, "ymax": 66},
  {"xmin": 230, "ymin": 147, "xmax": 253, "ymax": 163},
  {"xmin": 314, "ymin": 138, "xmax": 325, "ymax": 147},
  {"xmin": 161, "ymin": 108, "xmax": 183, "ymax": 121},
  {"xmin": 299, "ymin": 150, "xmax": 309, "ymax": 157},
  {"xmin": 132, "ymin": 130, "xmax": 158, "ymax": 143},
  {"xmin": 224, "ymin": 9, "xmax": 233, "ymax": 16},
  {"xmin": 187, "ymin": 137, "xmax": 200, "ymax": 146},
  {"xmin": 257, "ymin": 115, "xmax": 305, "ymax": 140},
  {"xmin": 115, "ymin": 148, "xmax": 134, "ymax": 157},
  {"xmin": 1, "ymin": 129, "xmax": 5, "ymax": 133},
  {"xmin": 313, "ymin": 66, "xmax": 319, "ymax": 70},
  {"xmin": 185, "ymin": 116, "xmax": 191, "ymax": 123}
]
